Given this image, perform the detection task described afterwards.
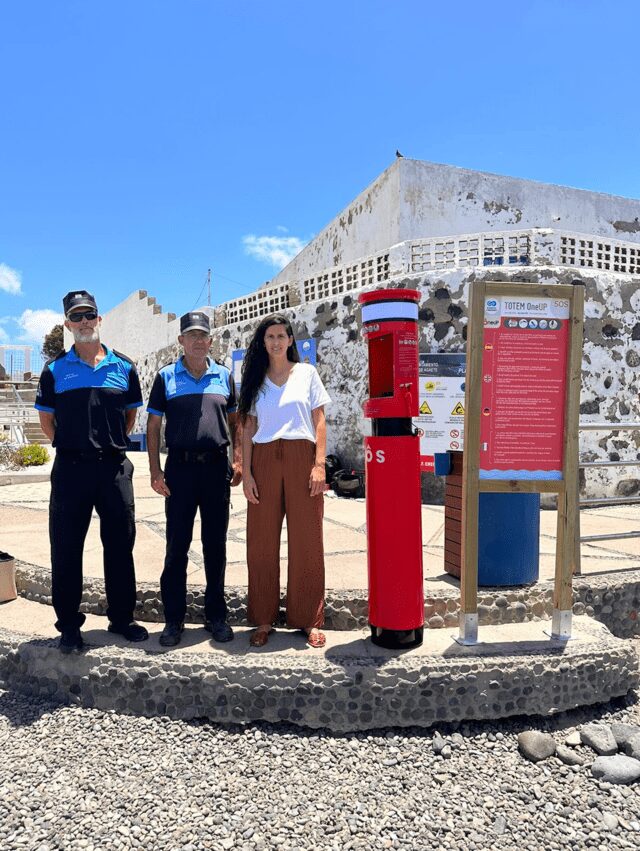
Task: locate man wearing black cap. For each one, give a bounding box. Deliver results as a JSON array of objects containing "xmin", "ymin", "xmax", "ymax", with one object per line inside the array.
[
  {"xmin": 35, "ymin": 290, "xmax": 149, "ymax": 653},
  {"xmin": 147, "ymin": 311, "xmax": 242, "ymax": 646}
]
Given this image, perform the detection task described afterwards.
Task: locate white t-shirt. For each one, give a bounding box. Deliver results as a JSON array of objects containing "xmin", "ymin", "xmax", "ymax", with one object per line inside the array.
[{"xmin": 250, "ymin": 363, "xmax": 331, "ymax": 444}]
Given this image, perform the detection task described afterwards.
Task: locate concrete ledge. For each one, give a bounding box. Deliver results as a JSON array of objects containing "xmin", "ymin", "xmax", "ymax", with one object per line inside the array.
[
  {"xmin": 0, "ymin": 472, "xmax": 51, "ymax": 486},
  {"xmin": 0, "ymin": 608, "xmax": 637, "ymax": 731},
  {"xmin": 15, "ymin": 560, "xmax": 369, "ymax": 632},
  {"xmin": 14, "ymin": 560, "xmax": 640, "ymax": 637}
]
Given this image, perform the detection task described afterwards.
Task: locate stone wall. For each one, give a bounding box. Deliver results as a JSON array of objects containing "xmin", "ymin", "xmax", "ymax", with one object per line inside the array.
[
  {"xmin": 97, "ymin": 264, "xmax": 640, "ymax": 502},
  {"xmin": 0, "ymin": 617, "xmax": 636, "ymax": 731},
  {"xmin": 192, "ymin": 271, "xmax": 639, "ymax": 501}
]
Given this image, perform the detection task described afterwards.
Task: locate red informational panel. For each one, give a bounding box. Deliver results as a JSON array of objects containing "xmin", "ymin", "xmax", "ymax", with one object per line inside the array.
[{"xmin": 479, "ymin": 294, "xmax": 570, "ymax": 480}]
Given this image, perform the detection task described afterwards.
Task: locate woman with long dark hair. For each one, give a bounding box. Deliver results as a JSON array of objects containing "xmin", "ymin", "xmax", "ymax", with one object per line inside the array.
[{"xmin": 239, "ymin": 315, "xmax": 330, "ymax": 648}]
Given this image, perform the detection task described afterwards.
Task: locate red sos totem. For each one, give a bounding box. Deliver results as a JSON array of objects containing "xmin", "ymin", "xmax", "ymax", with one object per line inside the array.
[{"xmin": 358, "ymin": 288, "xmax": 424, "ymax": 648}]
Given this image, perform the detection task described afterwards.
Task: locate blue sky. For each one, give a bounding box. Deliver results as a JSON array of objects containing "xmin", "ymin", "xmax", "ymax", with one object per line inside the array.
[{"xmin": 1, "ymin": 0, "xmax": 638, "ymax": 354}]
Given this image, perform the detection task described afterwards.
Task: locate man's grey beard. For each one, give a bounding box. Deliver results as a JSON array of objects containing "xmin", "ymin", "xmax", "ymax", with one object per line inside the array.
[{"xmin": 72, "ymin": 326, "xmax": 100, "ymax": 344}]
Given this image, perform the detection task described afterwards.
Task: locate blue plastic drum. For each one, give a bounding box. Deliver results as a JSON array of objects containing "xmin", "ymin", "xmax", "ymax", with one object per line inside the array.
[{"xmin": 477, "ymin": 493, "xmax": 540, "ymax": 586}]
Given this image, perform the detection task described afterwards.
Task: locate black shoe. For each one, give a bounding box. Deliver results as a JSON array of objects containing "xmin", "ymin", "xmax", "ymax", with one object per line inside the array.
[
  {"xmin": 159, "ymin": 622, "xmax": 184, "ymax": 647},
  {"xmin": 204, "ymin": 620, "xmax": 234, "ymax": 642},
  {"xmin": 59, "ymin": 627, "xmax": 84, "ymax": 654},
  {"xmin": 108, "ymin": 621, "xmax": 149, "ymax": 642}
]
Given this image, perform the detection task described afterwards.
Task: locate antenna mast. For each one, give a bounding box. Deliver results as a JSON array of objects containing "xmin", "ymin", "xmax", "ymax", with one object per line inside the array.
[{"xmin": 207, "ymin": 268, "xmax": 212, "ymax": 306}]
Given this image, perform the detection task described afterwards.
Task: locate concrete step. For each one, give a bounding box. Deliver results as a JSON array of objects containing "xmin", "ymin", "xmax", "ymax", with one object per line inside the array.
[
  {"xmin": 0, "ymin": 597, "xmax": 636, "ymax": 731},
  {"xmin": 20, "ymin": 422, "xmax": 51, "ymax": 443}
]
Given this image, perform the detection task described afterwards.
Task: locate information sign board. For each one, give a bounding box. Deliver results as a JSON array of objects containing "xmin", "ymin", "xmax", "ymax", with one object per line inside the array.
[
  {"xmin": 479, "ymin": 296, "xmax": 570, "ymax": 480},
  {"xmin": 415, "ymin": 353, "xmax": 466, "ymax": 472}
]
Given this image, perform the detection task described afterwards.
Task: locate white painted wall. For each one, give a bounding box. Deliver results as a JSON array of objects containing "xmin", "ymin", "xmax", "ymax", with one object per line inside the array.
[
  {"xmin": 71, "ymin": 290, "xmax": 182, "ymax": 360},
  {"xmin": 271, "ymin": 159, "xmax": 640, "ymax": 286},
  {"xmin": 397, "ymin": 159, "xmax": 640, "ymax": 243}
]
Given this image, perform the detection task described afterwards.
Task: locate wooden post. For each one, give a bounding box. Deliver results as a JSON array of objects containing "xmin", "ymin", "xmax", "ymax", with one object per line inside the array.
[
  {"xmin": 458, "ymin": 280, "xmax": 485, "ymax": 644},
  {"xmin": 552, "ymin": 282, "xmax": 584, "ymax": 636}
]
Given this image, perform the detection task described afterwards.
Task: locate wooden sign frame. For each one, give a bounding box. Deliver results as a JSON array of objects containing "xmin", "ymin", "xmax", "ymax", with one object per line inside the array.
[{"xmin": 459, "ymin": 281, "xmax": 584, "ymax": 644}]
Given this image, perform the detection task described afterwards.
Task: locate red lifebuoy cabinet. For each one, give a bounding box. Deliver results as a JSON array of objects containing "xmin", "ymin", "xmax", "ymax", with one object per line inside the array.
[{"xmin": 359, "ymin": 288, "xmax": 424, "ymax": 648}]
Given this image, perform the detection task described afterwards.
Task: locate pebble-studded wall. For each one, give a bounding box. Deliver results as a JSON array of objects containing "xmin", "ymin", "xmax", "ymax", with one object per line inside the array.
[{"xmin": 131, "ymin": 267, "xmax": 640, "ymax": 503}]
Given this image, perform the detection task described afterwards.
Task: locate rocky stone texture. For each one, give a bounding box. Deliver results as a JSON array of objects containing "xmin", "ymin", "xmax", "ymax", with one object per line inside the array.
[
  {"xmin": 3, "ymin": 687, "xmax": 640, "ymax": 851},
  {"xmin": 591, "ymin": 755, "xmax": 640, "ymax": 785},
  {"xmin": 517, "ymin": 731, "xmax": 556, "ymax": 762},
  {"xmin": 555, "ymin": 744, "xmax": 587, "ymax": 766},
  {"xmin": 517, "ymin": 718, "xmax": 640, "ymax": 786},
  {"xmin": 623, "ymin": 733, "xmax": 640, "ymax": 760},
  {"xmin": 611, "ymin": 722, "xmax": 640, "ymax": 750},
  {"xmin": 0, "ymin": 619, "xmax": 636, "ymax": 732},
  {"xmin": 15, "ymin": 559, "xmax": 640, "ymax": 637},
  {"xmin": 580, "ymin": 723, "xmax": 618, "ymax": 755},
  {"xmin": 565, "ymin": 730, "xmax": 582, "ymax": 746}
]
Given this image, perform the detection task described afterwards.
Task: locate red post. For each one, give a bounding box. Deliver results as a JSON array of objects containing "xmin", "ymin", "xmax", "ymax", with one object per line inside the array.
[{"xmin": 359, "ymin": 288, "xmax": 424, "ymax": 648}]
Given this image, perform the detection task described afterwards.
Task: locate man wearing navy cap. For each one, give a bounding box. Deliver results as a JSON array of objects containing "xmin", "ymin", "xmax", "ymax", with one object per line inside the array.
[
  {"xmin": 147, "ymin": 311, "xmax": 242, "ymax": 646},
  {"xmin": 35, "ymin": 290, "xmax": 149, "ymax": 653}
]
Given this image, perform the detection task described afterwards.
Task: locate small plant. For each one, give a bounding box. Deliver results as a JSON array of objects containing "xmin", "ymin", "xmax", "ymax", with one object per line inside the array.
[
  {"xmin": 0, "ymin": 445, "xmax": 18, "ymax": 469},
  {"xmin": 14, "ymin": 444, "xmax": 50, "ymax": 467}
]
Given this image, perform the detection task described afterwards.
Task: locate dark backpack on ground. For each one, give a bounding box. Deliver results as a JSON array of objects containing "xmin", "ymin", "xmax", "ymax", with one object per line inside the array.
[
  {"xmin": 332, "ymin": 469, "xmax": 365, "ymax": 499},
  {"xmin": 325, "ymin": 454, "xmax": 342, "ymax": 486}
]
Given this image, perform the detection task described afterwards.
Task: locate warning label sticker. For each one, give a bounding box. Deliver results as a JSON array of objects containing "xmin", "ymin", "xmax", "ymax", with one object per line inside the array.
[{"xmin": 414, "ymin": 353, "xmax": 466, "ymax": 471}]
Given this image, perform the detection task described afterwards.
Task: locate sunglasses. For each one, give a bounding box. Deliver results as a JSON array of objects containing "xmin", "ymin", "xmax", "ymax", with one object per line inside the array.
[{"xmin": 67, "ymin": 310, "xmax": 98, "ymax": 322}]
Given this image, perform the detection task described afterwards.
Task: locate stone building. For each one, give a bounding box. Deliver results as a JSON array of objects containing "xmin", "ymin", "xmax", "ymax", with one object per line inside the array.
[{"xmin": 96, "ymin": 159, "xmax": 640, "ymax": 501}]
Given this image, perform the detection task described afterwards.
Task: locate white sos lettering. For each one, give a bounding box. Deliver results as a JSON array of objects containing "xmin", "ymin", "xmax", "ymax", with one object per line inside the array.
[{"xmin": 365, "ymin": 447, "xmax": 386, "ymax": 464}]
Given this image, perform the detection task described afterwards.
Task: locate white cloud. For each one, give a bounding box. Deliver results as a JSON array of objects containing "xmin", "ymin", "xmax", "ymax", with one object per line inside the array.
[
  {"xmin": 243, "ymin": 234, "xmax": 307, "ymax": 270},
  {"xmin": 0, "ymin": 263, "xmax": 22, "ymax": 295},
  {"xmin": 15, "ymin": 309, "xmax": 65, "ymax": 343},
  {"xmin": 0, "ymin": 310, "xmax": 64, "ymax": 345}
]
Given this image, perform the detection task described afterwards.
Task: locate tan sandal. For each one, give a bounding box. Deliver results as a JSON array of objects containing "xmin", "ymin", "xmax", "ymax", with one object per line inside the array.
[{"xmin": 305, "ymin": 629, "xmax": 326, "ymax": 649}]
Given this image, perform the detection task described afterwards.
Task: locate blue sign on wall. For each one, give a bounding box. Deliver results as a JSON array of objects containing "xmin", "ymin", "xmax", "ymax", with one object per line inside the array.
[{"xmin": 231, "ymin": 338, "xmax": 316, "ymax": 387}]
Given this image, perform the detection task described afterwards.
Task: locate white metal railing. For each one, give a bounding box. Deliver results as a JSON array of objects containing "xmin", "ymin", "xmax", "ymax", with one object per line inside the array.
[
  {"xmin": 0, "ymin": 383, "xmax": 39, "ymax": 445},
  {"xmin": 579, "ymin": 422, "xmax": 640, "ymax": 549}
]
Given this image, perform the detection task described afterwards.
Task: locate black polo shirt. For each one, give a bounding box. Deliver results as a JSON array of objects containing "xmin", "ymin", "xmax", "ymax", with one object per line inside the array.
[
  {"xmin": 147, "ymin": 357, "xmax": 236, "ymax": 451},
  {"xmin": 34, "ymin": 346, "xmax": 143, "ymax": 452}
]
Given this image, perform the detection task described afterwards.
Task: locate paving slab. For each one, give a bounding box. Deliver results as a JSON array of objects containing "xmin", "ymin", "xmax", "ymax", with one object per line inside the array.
[{"xmin": 3, "ymin": 457, "xmax": 640, "ymax": 597}]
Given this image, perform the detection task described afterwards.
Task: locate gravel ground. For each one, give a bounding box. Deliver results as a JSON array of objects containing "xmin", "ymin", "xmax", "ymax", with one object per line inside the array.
[{"xmin": 1, "ymin": 688, "xmax": 640, "ymax": 851}]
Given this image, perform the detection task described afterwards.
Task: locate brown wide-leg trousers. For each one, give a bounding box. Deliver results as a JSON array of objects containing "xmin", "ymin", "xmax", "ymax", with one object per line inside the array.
[{"xmin": 247, "ymin": 439, "xmax": 325, "ymax": 629}]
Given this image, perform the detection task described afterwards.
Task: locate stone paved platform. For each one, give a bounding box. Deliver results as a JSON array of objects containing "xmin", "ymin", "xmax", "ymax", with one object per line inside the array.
[
  {"xmin": 2, "ymin": 451, "xmax": 640, "ymax": 595},
  {"xmin": 3, "ymin": 454, "xmax": 640, "ymax": 638},
  {"xmin": 0, "ymin": 598, "xmax": 637, "ymax": 731},
  {"xmin": 2, "ymin": 454, "xmax": 640, "ymax": 730}
]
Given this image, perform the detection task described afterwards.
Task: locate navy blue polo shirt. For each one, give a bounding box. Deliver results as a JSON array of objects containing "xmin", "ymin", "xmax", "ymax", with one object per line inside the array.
[
  {"xmin": 34, "ymin": 346, "xmax": 143, "ymax": 452},
  {"xmin": 147, "ymin": 357, "xmax": 236, "ymax": 451}
]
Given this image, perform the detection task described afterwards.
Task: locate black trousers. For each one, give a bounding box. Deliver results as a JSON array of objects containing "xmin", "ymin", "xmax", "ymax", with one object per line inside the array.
[
  {"xmin": 161, "ymin": 454, "xmax": 232, "ymax": 624},
  {"xmin": 50, "ymin": 454, "xmax": 137, "ymax": 632}
]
